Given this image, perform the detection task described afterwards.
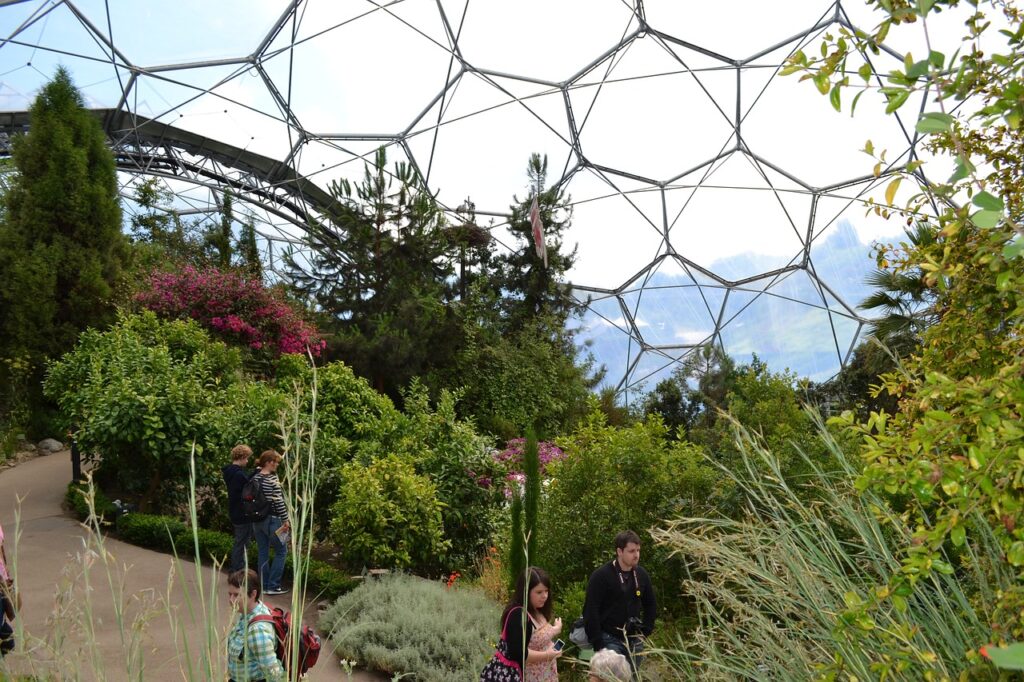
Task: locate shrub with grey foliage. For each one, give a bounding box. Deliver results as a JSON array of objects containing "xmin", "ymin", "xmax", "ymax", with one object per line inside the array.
[{"xmin": 319, "ymin": 573, "xmax": 500, "ymax": 682}]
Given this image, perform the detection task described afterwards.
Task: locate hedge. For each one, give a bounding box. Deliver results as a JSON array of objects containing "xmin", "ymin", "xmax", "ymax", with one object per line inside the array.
[
  {"xmin": 64, "ymin": 481, "xmax": 119, "ymax": 523},
  {"xmin": 64, "ymin": 487, "xmax": 358, "ymax": 602}
]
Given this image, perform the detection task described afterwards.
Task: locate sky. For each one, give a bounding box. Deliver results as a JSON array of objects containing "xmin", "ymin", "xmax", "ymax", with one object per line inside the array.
[{"xmin": 0, "ymin": 0, "xmax": 990, "ymax": 395}]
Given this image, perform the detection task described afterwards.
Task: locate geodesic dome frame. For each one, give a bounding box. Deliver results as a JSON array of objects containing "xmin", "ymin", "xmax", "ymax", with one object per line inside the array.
[{"xmin": 0, "ymin": 0, "xmax": 943, "ymax": 399}]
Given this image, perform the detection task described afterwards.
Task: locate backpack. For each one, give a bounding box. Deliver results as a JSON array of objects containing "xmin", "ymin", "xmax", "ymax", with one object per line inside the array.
[
  {"xmin": 240, "ymin": 472, "xmax": 271, "ymax": 522},
  {"xmin": 247, "ymin": 607, "xmax": 322, "ymax": 675}
]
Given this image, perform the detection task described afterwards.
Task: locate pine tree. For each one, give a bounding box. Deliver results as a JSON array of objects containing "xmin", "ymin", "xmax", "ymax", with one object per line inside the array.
[
  {"xmin": 0, "ymin": 67, "xmax": 127, "ymax": 433},
  {"xmin": 494, "ymin": 153, "xmax": 580, "ymax": 333},
  {"xmin": 286, "ymin": 147, "xmax": 461, "ymax": 398}
]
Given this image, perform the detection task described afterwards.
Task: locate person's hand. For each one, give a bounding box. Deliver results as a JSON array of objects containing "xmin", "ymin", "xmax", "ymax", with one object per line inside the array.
[
  {"xmin": 550, "ymin": 617, "xmax": 562, "ymax": 634},
  {"xmin": 549, "ymin": 648, "xmax": 563, "ymax": 661}
]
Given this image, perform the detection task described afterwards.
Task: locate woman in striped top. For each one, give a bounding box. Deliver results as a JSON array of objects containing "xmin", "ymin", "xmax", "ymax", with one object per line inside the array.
[{"xmin": 253, "ymin": 450, "xmax": 290, "ymax": 595}]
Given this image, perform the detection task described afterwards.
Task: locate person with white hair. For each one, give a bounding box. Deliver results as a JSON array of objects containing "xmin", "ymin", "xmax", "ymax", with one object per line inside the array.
[{"xmin": 588, "ymin": 648, "xmax": 632, "ymax": 681}]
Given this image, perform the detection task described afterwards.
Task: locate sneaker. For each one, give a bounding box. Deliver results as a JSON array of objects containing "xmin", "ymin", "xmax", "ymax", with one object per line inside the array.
[{"xmin": 265, "ymin": 587, "xmax": 289, "ymax": 595}]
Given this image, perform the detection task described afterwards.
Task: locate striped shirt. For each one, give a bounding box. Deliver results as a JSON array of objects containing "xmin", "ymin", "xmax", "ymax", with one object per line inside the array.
[
  {"xmin": 227, "ymin": 601, "xmax": 285, "ymax": 682},
  {"xmin": 254, "ymin": 473, "xmax": 288, "ymax": 519}
]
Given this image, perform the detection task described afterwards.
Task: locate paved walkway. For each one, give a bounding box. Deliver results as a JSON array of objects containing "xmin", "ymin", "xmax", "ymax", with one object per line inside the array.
[{"xmin": 0, "ymin": 450, "xmax": 383, "ymax": 681}]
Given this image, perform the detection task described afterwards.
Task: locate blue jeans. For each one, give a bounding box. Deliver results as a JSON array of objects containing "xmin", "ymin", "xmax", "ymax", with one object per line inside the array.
[
  {"xmin": 229, "ymin": 522, "xmax": 253, "ymax": 573},
  {"xmin": 254, "ymin": 516, "xmax": 287, "ymax": 590},
  {"xmin": 597, "ymin": 631, "xmax": 645, "ymax": 674}
]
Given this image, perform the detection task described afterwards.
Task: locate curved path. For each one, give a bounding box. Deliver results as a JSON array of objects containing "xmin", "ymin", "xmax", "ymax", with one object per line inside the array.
[{"xmin": 0, "ymin": 450, "xmax": 382, "ymax": 681}]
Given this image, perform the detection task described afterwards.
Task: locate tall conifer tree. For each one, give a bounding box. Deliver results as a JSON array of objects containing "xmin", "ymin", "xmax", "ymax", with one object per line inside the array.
[{"xmin": 0, "ymin": 67, "xmax": 127, "ymax": 431}]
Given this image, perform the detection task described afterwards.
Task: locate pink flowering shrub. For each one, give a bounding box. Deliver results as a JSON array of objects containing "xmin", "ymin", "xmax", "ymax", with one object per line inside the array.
[
  {"xmin": 135, "ymin": 266, "xmax": 325, "ymax": 357},
  {"xmin": 494, "ymin": 438, "xmax": 566, "ymax": 474},
  {"xmin": 492, "ymin": 438, "xmax": 565, "ymax": 497}
]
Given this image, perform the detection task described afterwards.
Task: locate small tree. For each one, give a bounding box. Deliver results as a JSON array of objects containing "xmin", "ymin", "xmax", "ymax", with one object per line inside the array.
[{"xmin": 0, "ymin": 67, "xmax": 127, "ymax": 433}]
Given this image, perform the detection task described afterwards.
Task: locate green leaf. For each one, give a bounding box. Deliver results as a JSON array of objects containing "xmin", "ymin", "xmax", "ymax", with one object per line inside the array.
[
  {"xmin": 1008, "ymin": 542, "xmax": 1024, "ymax": 566},
  {"xmin": 916, "ymin": 112, "xmax": 954, "ymax": 133},
  {"xmin": 1003, "ymin": 238, "xmax": 1024, "ymax": 260},
  {"xmin": 851, "ymin": 89, "xmax": 865, "ymax": 115},
  {"xmin": 972, "ymin": 191, "xmax": 1004, "ymax": 211},
  {"xmin": 813, "ymin": 72, "xmax": 830, "ymax": 95},
  {"xmin": 916, "ymin": 0, "xmax": 935, "ymax": 15},
  {"xmin": 929, "ymin": 50, "xmax": 945, "ymax": 68},
  {"xmin": 971, "ymin": 210, "xmax": 1002, "ymax": 229},
  {"xmin": 858, "ymin": 62, "xmax": 872, "ymax": 81},
  {"xmin": 829, "ymin": 83, "xmax": 842, "ymax": 111},
  {"xmin": 984, "ymin": 643, "xmax": 1024, "ymax": 671},
  {"xmin": 949, "ymin": 156, "xmax": 975, "ymax": 183},
  {"xmin": 885, "ymin": 89, "xmax": 910, "ymax": 113},
  {"xmin": 950, "ymin": 525, "xmax": 966, "ymax": 547},
  {"xmin": 906, "ymin": 59, "xmax": 930, "ymax": 79}
]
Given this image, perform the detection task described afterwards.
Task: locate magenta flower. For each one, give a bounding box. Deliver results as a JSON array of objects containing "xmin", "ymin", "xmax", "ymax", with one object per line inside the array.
[{"xmin": 135, "ymin": 266, "xmax": 325, "ymax": 358}]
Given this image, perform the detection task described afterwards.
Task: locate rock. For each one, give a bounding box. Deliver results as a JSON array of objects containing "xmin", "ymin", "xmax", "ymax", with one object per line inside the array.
[{"xmin": 37, "ymin": 438, "xmax": 64, "ymax": 454}]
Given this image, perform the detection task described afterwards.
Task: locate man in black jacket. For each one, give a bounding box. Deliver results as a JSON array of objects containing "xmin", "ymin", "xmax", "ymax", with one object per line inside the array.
[
  {"xmin": 222, "ymin": 444, "xmax": 253, "ymax": 573},
  {"xmin": 583, "ymin": 530, "xmax": 657, "ymax": 673}
]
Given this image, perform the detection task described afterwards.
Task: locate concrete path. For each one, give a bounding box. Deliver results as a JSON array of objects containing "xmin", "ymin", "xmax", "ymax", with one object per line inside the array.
[{"xmin": 0, "ymin": 450, "xmax": 383, "ymax": 681}]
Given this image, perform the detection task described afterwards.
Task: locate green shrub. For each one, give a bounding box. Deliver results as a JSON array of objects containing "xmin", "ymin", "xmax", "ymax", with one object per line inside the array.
[
  {"xmin": 171, "ymin": 526, "xmax": 235, "ymax": 565},
  {"xmin": 116, "ymin": 513, "xmax": 187, "ymax": 553},
  {"xmin": 114, "ymin": 512, "xmax": 357, "ymax": 601},
  {"xmin": 284, "ymin": 360, "xmax": 400, "ymax": 535},
  {"xmin": 45, "ymin": 311, "xmax": 242, "ymax": 513},
  {"xmin": 398, "ymin": 383, "xmax": 503, "ymax": 570},
  {"xmin": 319, "ymin": 573, "xmax": 499, "ymax": 682},
  {"xmin": 302, "ymin": 558, "xmax": 361, "ymax": 602},
  {"xmin": 553, "ymin": 580, "xmax": 586, "ymax": 626},
  {"xmin": 64, "ymin": 481, "xmax": 118, "ymax": 522},
  {"xmin": 312, "ymin": 360, "xmax": 402, "ymax": 448},
  {"xmin": 329, "ymin": 454, "xmax": 449, "ymax": 571},
  {"xmin": 538, "ymin": 408, "xmax": 716, "ymax": 611}
]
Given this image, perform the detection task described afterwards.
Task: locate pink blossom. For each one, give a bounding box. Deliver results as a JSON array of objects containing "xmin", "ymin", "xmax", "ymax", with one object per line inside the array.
[{"xmin": 135, "ymin": 266, "xmax": 325, "ymax": 358}]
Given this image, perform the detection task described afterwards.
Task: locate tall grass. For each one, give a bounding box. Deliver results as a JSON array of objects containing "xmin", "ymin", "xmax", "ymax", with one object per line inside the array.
[
  {"xmin": 649, "ymin": 411, "xmax": 1008, "ymax": 681},
  {"xmin": 0, "ymin": 361, "xmax": 325, "ymax": 681}
]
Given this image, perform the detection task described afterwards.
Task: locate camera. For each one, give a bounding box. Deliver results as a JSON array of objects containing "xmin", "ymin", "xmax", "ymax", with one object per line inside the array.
[{"xmin": 625, "ymin": 616, "xmax": 644, "ymax": 636}]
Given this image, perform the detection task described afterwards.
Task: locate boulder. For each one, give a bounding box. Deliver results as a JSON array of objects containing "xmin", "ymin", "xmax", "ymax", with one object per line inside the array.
[{"xmin": 37, "ymin": 438, "xmax": 64, "ymax": 454}]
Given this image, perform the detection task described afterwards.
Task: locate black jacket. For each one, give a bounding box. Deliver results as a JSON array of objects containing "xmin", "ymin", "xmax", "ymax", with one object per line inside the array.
[
  {"xmin": 222, "ymin": 464, "xmax": 250, "ymax": 525},
  {"xmin": 583, "ymin": 560, "xmax": 657, "ymax": 648},
  {"xmin": 500, "ymin": 605, "xmax": 534, "ymax": 668}
]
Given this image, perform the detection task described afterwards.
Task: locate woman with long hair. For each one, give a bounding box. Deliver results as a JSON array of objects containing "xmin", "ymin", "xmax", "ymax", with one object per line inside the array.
[{"xmin": 481, "ymin": 567, "xmax": 562, "ymax": 682}]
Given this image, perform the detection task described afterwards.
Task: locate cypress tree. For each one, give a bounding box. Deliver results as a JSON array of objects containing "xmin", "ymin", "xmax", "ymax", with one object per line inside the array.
[
  {"xmin": 0, "ymin": 67, "xmax": 127, "ymax": 433},
  {"xmin": 509, "ymin": 489, "xmax": 524, "ymax": 594},
  {"xmin": 523, "ymin": 428, "xmax": 541, "ymax": 566},
  {"xmin": 237, "ymin": 215, "xmax": 262, "ymax": 281},
  {"xmin": 207, "ymin": 191, "xmax": 234, "ymax": 268}
]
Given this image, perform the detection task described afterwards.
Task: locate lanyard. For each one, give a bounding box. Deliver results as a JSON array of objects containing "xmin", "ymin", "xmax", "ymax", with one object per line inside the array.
[{"xmin": 614, "ymin": 560, "xmax": 641, "ymax": 598}]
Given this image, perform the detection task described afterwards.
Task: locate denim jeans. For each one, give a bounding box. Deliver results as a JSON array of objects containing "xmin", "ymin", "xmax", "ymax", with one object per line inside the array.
[
  {"xmin": 597, "ymin": 631, "xmax": 645, "ymax": 674},
  {"xmin": 230, "ymin": 522, "xmax": 253, "ymax": 573},
  {"xmin": 254, "ymin": 515, "xmax": 287, "ymax": 590}
]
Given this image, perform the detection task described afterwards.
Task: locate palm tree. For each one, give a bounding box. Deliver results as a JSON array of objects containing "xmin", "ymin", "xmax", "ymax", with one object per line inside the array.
[{"xmin": 860, "ymin": 222, "xmax": 938, "ymax": 352}]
